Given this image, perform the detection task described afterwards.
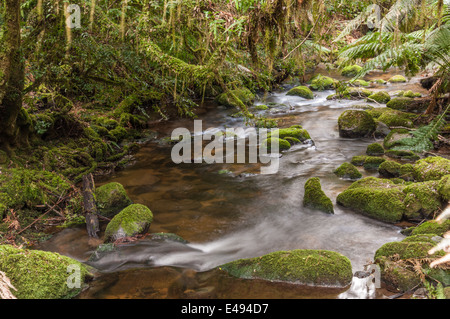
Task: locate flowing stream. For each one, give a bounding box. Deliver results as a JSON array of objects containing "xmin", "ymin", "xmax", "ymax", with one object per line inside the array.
[{"xmin": 36, "ymin": 69, "xmax": 430, "ymax": 299}]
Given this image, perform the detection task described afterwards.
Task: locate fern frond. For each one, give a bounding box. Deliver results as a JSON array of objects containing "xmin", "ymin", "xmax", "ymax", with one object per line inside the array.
[{"xmin": 334, "ymin": 4, "xmax": 381, "ymax": 43}]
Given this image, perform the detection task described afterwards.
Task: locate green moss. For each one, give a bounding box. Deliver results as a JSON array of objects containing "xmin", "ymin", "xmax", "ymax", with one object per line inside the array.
[
  {"xmin": 350, "ymin": 79, "xmax": 370, "ymax": 87},
  {"xmin": 402, "ymin": 180, "xmax": 442, "ymax": 219},
  {"xmin": 377, "ymin": 109, "xmax": 415, "ymax": 128},
  {"xmin": 437, "ymin": 174, "xmax": 450, "ymax": 201},
  {"xmin": 378, "ymin": 160, "xmax": 402, "ymax": 178},
  {"xmin": 338, "ymin": 110, "xmax": 376, "ymax": 138},
  {"xmin": 376, "ymin": 257, "xmax": 422, "ymax": 292},
  {"xmin": 218, "ymin": 249, "xmax": 353, "ymax": 287},
  {"xmin": 309, "ymin": 74, "xmax": 337, "ymax": 91},
  {"xmin": 367, "ymin": 91, "xmax": 391, "ymax": 104},
  {"xmin": 385, "ymin": 149, "xmax": 420, "ymax": 162},
  {"xmin": 402, "ymin": 90, "xmax": 421, "ymax": 98},
  {"xmin": 386, "ymin": 97, "xmax": 414, "ymax": 111},
  {"xmin": 303, "ymin": 177, "xmax": 334, "ymax": 214},
  {"xmin": 373, "ymin": 79, "xmax": 387, "ymax": 84},
  {"xmin": 413, "ymin": 156, "xmax": 450, "ymax": 181},
  {"xmin": 95, "ymin": 182, "xmax": 133, "ymax": 218},
  {"xmin": 351, "ymin": 155, "xmax": 368, "ymax": 166},
  {"xmin": 363, "ymin": 156, "xmax": 386, "ymax": 170},
  {"xmin": 268, "ymin": 127, "xmax": 311, "ymax": 141},
  {"xmin": 216, "ymin": 88, "xmax": 255, "ymax": 108},
  {"xmin": 366, "ymin": 143, "xmax": 385, "ymax": 156},
  {"xmin": 95, "ymin": 116, "xmax": 119, "ymax": 130},
  {"xmin": 341, "ymin": 65, "xmax": 362, "ymax": 77},
  {"xmin": 388, "ymin": 75, "xmax": 407, "ymax": 83},
  {"xmin": 104, "ymin": 203, "xmax": 154, "ymax": 242},
  {"xmin": 333, "ymin": 162, "xmax": 362, "ymax": 180},
  {"xmin": 109, "ymin": 126, "xmax": 129, "ymax": 142},
  {"xmin": 383, "ymin": 128, "xmax": 411, "ymax": 149},
  {"xmin": 336, "ymin": 177, "xmax": 406, "ymax": 223},
  {"xmin": 253, "ymin": 104, "xmax": 269, "ymax": 110},
  {"xmin": 262, "ymin": 137, "xmax": 291, "ymax": 151},
  {"xmin": 286, "ymin": 86, "xmax": 314, "ymax": 99},
  {"xmin": 375, "ymin": 241, "xmax": 440, "ymax": 261},
  {"xmin": 410, "ymin": 220, "xmax": 450, "ymax": 236},
  {"xmin": 0, "ymin": 245, "xmax": 92, "ymax": 299}
]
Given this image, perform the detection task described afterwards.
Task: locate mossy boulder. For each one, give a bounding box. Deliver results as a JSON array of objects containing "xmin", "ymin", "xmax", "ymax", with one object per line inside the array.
[
  {"xmin": 363, "ymin": 156, "xmax": 386, "ymax": 170},
  {"xmin": 403, "ymin": 90, "xmax": 422, "ymax": 98},
  {"xmin": 262, "ymin": 137, "xmax": 291, "ymax": 151},
  {"xmin": 104, "ymin": 203, "xmax": 154, "ymax": 242},
  {"xmin": 218, "ymin": 249, "xmax": 353, "ymax": 288},
  {"xmin": 303, "ymin": 177, "xmax": 334, "ymax": 214},
  {"xmin": 216, "ymin": 88, "xmax": 255, "ymax": 108},
  {"xmin": 95, "ymin": 182, "xmax": 133, "ymax": 218},
  {"xmin": 309, "ymin": 74, "xmax": 337, "ymax": 91},
  {"xmin": 341, "ymin": 65, "xmax": 362, "ymax": 77},
  {"xmin": 367, "ymin": 91, "xmax": 391, "ymax": 104},
  {"xmin": 377, "ymin": 109, "xmax": 415, "ymax": 128},
  {"xmin": 0, "ymin": 245, "xmax": 92, "ymax": 299},
  {"xmin": 338, "ymin": 110, "xmax": 376, "ymax": 138},
  {"xmin": 385, "ymin": 149, "xmax": 420, "ymax": 162},
  {"xmin": 286, "ymin": 86, "xmax": 314, "ymax": 99},
  {"xmin": 388, "ymin": 75, "xmax": 407, "ymax": 83},
  {"xmin": 268, "ymin": 126, "xmax": 311, "ymax": 141},
  {"xmin": 386, "ymin": 97, "xmax": 414, "ymax": 111},
  {"xmin": 351, "ymin": 155, "xmax": 368, "ymax": 166},
  {"xmin": 409, "ymin": 220, "xmax": 450, "ymax": 237},
  {"xmin": 333, "ymin": 162, "xmax": 362, "ymax": 180},
  {"xmin": 366, "ymin": 143, "xmax": 385, "ymax": 156},
  {"xmin": 402, "ymin": 180, "xmax": 443, "ymax": 220},
  {"xmin": 253, "ymin": 104, "xmax": 269, "ymax": 111},
  {"xmin": 413, "ymin": 156, "xmax": 450, "ymax": 181},
  {"xmin": 378, "ymin": 160, "xmax": 402, "ymax": 178},
  {"xmin": 383, "ymin": 128, "xmax": 411, "ymax": 149},
  {"xmin": 438, "ymin": 174, "xmax": 450, "ymax": 201},
  {"xmin": 350, "ymin": 79, "xmax": 370, "ymax": 87}
]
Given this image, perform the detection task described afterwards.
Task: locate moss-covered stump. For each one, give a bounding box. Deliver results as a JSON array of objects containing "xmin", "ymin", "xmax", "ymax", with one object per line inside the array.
[
  {"xmin": 341, "ymin": 65, "xmax": 362, "ymax": 77},
  {"xmin": 383, "ymin": 128, "xmax": 411, "ymax": 149},
  {"xmin": 303, "ymin": 177, "xmax": 334, "ymax": 214},
  {"xmin": 286, "ymin": 86, "xmax": 314, "ymax": 99},
  {"xmin": 95, "ymin": 182, "xmax": 133, "ymax": 218},
  {"xmin": 309, "ymin": 74, "xmax": 338, "ymax": 91},
  {"xmin": 218, "ymin": 249, "xmax": 353, "ymax": 288},
  {"xmin": 333, "ymin": 162, "xmax": 362, "ymax": 180},
  {"xmin": 413, "ymin": 156, "xmax": 450, "ymax": 181},
  {"xmin": 338, "ymin": 110, "xmax": 376, "ymax": 138},
  {"xmin": 104, "ymin": 203, "xmax": 154, "ymax": 242},
  {"xmin": 216, "ymin": 88, "xmax": 255, "ymax": 108},
  {"xmin": 366, "ymin": 143, "xmax": 385, "ymax": 156},
  {"xmin": 388, "ymin": 75, "xmax": 407, "ymax": 83},
  {"xmin": 0, "ymin": 245, "xmax": 92, "ymax": 299},
  {"xmin": 367, "ymin": 91, "xmax": 391, "ymax": 104}
]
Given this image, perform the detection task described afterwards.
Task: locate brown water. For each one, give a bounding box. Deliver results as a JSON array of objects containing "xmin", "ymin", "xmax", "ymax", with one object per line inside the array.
[{"xmin": 37, "ymin": 70, "xmax": 430, "ymax": 299}]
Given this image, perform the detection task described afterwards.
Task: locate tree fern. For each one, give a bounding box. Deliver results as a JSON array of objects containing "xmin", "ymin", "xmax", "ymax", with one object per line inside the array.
[{"xmin": 391, "ymin": 105, "xmax": 449, "ymax": 152}]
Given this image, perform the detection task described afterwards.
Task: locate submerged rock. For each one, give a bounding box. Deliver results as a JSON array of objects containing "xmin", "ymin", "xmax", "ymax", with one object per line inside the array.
[
  {"xmin": 338, "ymin": 110, "xmax": 376, "ymax": 138},
  {"xmin": 96, "ymin": 182, "xmax": 133, "ymax": 218},
  {"xmin": 104, "ymin": 203, "xmax": 154, "ymax": 242},
  {"xmin": 303, "ymin": 177, "xmax": 334, "ymax": 214},
  {"xmin": 0, "ymin": 245, "xmax": 92, "ymax": 299},
  {"xmin": 218, "ymin": 249, "xmax": 353, "ymax": 288}
]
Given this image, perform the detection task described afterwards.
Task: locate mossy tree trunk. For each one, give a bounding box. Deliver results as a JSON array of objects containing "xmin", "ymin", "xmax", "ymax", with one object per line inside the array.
[{"xmin": 0, "ymin": 0, "xmax": 30, "ymax": 154}]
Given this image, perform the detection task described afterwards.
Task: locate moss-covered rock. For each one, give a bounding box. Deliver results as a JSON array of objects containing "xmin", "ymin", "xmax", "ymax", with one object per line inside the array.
[
  {"xmin": 410, "ymin": 220, "xmax": 450, "ymax": 237},
  {"xmin": 351, "ymin": 155, "xmax": 368, "ymax": 166},
  {"xmin": 385, "ymin": 150, "xmax": 420, "ymax": 162},
  {"xmin": 399, "ymin": 163, "xmax": 415, "ymax": 181},
  {"xmin": 375, "ymin": 241, "xmax": 437, "ymax": 261},
  {"xmin": 378, "ymin": 160, "xmax": 402, "ymax": 178},
  {"xmin": 375, "ymin": 109, "xmax": 415, "ymax": 128},
  {"xmin": 253, "ymin": 104, "xmax": 269, "ymax": 111},
  {"xmin": 218, "ymin": 249, "xmax": 353, "ymax": 287},
  {"xmin": 402, "ymin": 90, "xmax": 422, "ymax": 98},
  {"xmin": 350, "ymin": 79, "xmax": 370, "ymax": 87},
  {"xmin": 216, "ymin": 88, "xmax": 255, "ymax": 108},
  {"xmin": 333, "ymin": 162, "xmax": 362, "ymax": 180},
  {"xmin": 413, "ymin": 156, "xmax": 450, "ymax": 181},
  {"xmin": 376, "ymin": 257, "xmax": 422, "ymax": 292},
  {"xmin": 367, "ymin": 91, "xmax": 391, "ymax": 104},
  {"xmin": 438, "ymin": 174, "xmax": 450, "ymax": 201},
  {"xmin": 402, "ymin": 180, "xmax": 442, "ymax": 220},
  {"xmin": 383, "ymin": 128, "xmax": 411, "ymax": 149},
  {"xmin": 268, "ymin": 126, "xmax": 311, "ymax": 141},
  {"xmin": 303, "ymin": 177, "xmax": 334, "ymax": 214},
  {"xmin": 286, "ymin": 86, "xmax": 314, "ymax": 99},
  {"xmin": 386, "ymin": 97, "xmax": 415, "ymax": 111},
  {"xmin": 104, "ymin": 203, "xmax": 154, "ymax": 242},
  {"xmin": 95, "ymin": 182, "xmax": 133, "ymax": 218},
  {"xmin": 388, "ymin": 75, "xmax": 407, "ymax": 83},
  {"xmin": 341, "ymin": 65, "xmax": 362, "ymax": 77},
  {"xmin": 338, "ymin": 110, "xmax": 376, "ymax": 138},
  {"xmin": 262, "ymin": 137, "xmax": 291, "ymax": 151},
  {"xmin": 309, "ymin": 74, "xmax": 338, "ymax": 91},
  {"xmin": 363, "ymin": 156, "xmax": 386, "ymax": 170},
  {"xmin": 0, "ymin": 245, "xmax": 92, "ymax": 299},
  {"xmin": 366, "ymin": 143, "xmax": 385, "ymax": 156}
]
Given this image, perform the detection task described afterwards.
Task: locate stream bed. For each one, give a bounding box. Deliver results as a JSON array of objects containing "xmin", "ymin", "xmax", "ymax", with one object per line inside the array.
[{"xmin": 36, "ymin": 69, "xmax": 430, "ymax": 299}]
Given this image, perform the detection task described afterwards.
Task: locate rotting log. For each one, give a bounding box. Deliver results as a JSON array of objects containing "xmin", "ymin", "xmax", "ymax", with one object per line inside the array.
[{"xmin": 82, "ymin": 173, "xmax": 100, "ymax": 238}]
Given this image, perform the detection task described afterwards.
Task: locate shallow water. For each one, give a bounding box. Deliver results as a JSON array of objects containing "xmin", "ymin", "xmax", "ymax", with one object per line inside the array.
[{"xmin": 37, "ymin": 70, "xmax": 430, "ymax": 299}]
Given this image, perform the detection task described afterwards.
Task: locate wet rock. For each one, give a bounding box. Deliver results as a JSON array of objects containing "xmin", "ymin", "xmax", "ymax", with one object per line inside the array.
[
  {"xmin": 104, "ymin": 203, "xmax": 154, "ymax": 242},
  {"xmin": 388, "ymin": 75, "xmax": 407, "ymax": 83},
  {"xmin": 303, "ymin": 177, "xmax": 334, "ymax": 214},
  {"xmin": 367, "ymin": 91, "xmax": 391, "ymax": 103},
  {"xmin": 341, "ymin": 65, "xmax": 362, "ymax": 77},
  {"xmin": 338, "ymin": 110, "xmax": 376, "ymax": 138},
  {"xmin": 366, "ymin": 143, "xmax": 385, "ymax": 156},
  {"xmin": 218, "ymin": 249, "xmax": 353, "ymax": 288},
  {"xmin": 96, "ymin": 182, "xmax": 133, "ymax": 218},
  {"xmin": 309, "ymin": 74, "xmax": 338, "ymax": 91},
  {"xmin": 286, "ymin": 86, "xmax": 314, "ymax": 99},
  {"xmin": 216, "ymin": 88, "xmax": 255, "ymax": 108},
  {"xmin": 334, "ymin": 162, "xmax": 362, "ymax": 180}
]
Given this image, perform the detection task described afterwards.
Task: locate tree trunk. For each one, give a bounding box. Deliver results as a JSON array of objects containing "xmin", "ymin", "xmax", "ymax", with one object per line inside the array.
[
  {"xmin": 82, "ymin": 174, "xmax": 100, "ymax": 238},
  {"xmin": 0, "ymin": 0, "xmax": 27, "ymax": 154}
]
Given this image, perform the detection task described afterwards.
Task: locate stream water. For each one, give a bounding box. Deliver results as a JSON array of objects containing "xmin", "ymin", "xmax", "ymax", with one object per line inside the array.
[{"xmin": 36, "ymin": 69, "xmax": 430, "ymax": 299}]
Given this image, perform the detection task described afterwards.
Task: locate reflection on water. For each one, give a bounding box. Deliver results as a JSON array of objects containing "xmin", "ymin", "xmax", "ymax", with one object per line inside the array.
[{"xmin": 38, "ymin": 70, "xmax": 431, "ymax": 299}]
